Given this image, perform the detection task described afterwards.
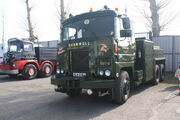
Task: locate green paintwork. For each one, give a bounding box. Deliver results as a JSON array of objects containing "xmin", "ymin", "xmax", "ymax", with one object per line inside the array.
[
  {"xmin": 51, "ymin": 76, "xmax": 114, "ymax": 89},
  {"xmin": 135, "ymin": 40, "xmax": 154, "ymax": 81},
  {"xmin": 51, "ymin": 9, "xmax": 165, "ymax": 92}
]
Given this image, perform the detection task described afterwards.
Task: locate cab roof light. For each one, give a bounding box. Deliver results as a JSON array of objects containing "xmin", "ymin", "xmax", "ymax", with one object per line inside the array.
[{"xmin": 89, "ymin": 8, "xmax": 93, "ymax": 12}]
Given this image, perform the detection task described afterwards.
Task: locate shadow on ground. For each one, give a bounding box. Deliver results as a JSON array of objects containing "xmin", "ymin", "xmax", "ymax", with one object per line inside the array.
[
  {"xmin": 43, "ymin": 95, "xmax": 118, "ymax": 120},
  {"xmin": 36, "ymin": 84, "xmax": 156, "ymax": 120},
  {"xmin": 160, "ymin": 85, "xmax": 178, "ymax": 92},
  {"xmin": 162, "ymin": 72, "xmax": 178, "ymax": 85},
  {"xmin": 0, "ymin": 73, "xmax": 178, "ymax": 120},
  {"xmin": 0, "ymin": 75, "xmax": 39, "ymax": 83}
]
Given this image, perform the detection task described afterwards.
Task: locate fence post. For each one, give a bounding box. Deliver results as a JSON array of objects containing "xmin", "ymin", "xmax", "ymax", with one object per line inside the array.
[
  {"xmin": 172, "ymin": 36, "xmax": 176, "ymax": 72},
  {"xmin": 48, "ymin": 41, "xmax": 50, "ymax": 47}
]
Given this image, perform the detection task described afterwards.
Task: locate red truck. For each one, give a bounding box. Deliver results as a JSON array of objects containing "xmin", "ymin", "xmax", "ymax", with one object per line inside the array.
[{"xmin": 0, "ymin": 38, "xmax": 57, "ymax": 79}]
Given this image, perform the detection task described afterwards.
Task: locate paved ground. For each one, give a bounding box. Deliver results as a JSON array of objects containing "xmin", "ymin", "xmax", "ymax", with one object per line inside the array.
[{"xmin": 0, "ymin": 75, "xmax": 180, "ymax": 120}]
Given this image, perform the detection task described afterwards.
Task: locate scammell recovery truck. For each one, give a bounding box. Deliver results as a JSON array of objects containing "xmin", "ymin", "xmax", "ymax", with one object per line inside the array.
[
  {"xmin": 0, "ymin": 38, "xmax": 57, "ymax": 79},
  {"xmin": 51, "ymin": 8, "xmax": 165, "ymax": 104}
]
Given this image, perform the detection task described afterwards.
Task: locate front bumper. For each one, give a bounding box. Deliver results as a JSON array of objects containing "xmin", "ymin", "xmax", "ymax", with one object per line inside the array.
[
  {"xmin": 0, "ymin": 63, "xmax": 19, "ymax": 75},
  {"xmin": 51, "ymin": 75, "xmax": 115, "ymax": 89},
  {"xmin": 0, "ymin": 69, "xmax": 19, "ymax": 75}
]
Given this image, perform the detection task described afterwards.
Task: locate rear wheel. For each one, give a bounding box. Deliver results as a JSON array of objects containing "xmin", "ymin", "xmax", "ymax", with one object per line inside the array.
[
  {"xmin": 23, "ymin": 64, "xmax": 38, "ymax": 80},
  {"xmin": 113, "ymin": 71, "xmax": 130, "ymax": 105},
  {"xmin": 40, "ymin": 63, "xmax": 53, "ymax": 77},
  {"xmin": 160, "ymin": 64, "xmax": 165, "ymax": 82},
  {"xmin": 152, "ymin": 65, "xmax": 160, "ymax": 85}
]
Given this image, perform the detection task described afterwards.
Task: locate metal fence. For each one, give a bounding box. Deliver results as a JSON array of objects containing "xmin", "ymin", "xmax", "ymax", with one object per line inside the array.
[
  {"xmin": 153, "ymin": 36, "xmax": 180, "ymax": 72},
  {"xmin": 36, "ymin": 40, "xmax": 59, "ymax": 47}
]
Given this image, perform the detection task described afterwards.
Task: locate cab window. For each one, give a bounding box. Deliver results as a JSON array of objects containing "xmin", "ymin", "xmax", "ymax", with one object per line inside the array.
[{"xmin": 24, "ymin": 43, "xmax": 33, "ymax": 52}]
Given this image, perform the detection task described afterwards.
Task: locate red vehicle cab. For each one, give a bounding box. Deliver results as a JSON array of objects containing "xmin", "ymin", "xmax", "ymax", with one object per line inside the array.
[{"xmin": 0, "ymin": 38, "xmax": 57, "ymax": 79}]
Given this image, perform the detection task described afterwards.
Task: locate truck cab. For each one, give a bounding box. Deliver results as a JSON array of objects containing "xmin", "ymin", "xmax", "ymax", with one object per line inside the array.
[
  {"xmin": 0, "ymin": 38, "xmax": 57, "ymax": 79},
  {"xmin": 51, "ymin": 8, "xmax": 165, "ymax": 104},
  {"xmin": 4, "ymin": 38, "xmax": 35, "ymax": 65}
]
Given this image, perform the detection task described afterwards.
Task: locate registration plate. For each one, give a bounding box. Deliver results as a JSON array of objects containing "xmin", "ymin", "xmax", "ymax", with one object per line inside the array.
[{"xmin": 73, "ymin": 72, "xmax": 86, "ymax": 77}]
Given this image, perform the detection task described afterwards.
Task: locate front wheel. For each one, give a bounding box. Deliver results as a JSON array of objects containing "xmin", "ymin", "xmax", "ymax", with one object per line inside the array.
[
  {"xmin": 113, "ymin": 71, "xmax": 130, "ymax": 105},
  {"xmin": 23, "ymin": 64, "xmax": 38, "ymax": 80}
]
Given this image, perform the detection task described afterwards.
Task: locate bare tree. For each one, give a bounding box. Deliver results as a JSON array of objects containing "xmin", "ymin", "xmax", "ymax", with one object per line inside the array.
[
  {"xmin": 60, "ymin": 0, "xmax": 65, "ymax": 24},
  {"xmin": 130, "ymin": 0, "xmax": 178, "ymax": 36},
  {"xmin": 1, "ymin": 15, "xmax": 5, "ymax": 43},
  {"xmin": 25, "ymin": 0, "xmax": 36, "ymax": 41},
  {"xmin": 54, "ymin": 0, "xmax": 73, "ymax": 36},
  {"xmin": 0, "ymin": 2, "xmax": 5, "ymax": 43}
]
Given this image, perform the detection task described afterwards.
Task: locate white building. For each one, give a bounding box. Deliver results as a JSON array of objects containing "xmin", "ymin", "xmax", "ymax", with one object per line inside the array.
[{"xmin": 0, "ymin": 43, "xmax": 8, "ymax": 62}]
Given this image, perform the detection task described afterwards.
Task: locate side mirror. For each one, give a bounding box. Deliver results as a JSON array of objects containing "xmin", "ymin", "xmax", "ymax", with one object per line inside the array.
[
  {"xmin": 120, "ymin": 30, "xmax": 132, "ymax": 37},
  {"xmin": 122, "ymin": 18, "xmax": 131, "ymax": 29}
]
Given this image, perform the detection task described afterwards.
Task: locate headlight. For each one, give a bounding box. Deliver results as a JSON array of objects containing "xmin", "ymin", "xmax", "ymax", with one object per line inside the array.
[
  {"xmin": 60, "ymin": 69, "xmax": 64, "ymax": 74},
  {"xmin": 99, "ymin": 70, "xmax": 104, "ymax": 76},
  {"xmin": 105, "ymin": 70, "xmax": 111, "ymax": 77},
  {"xmin": 56, "ymin": 69, "xmax": 60, "ymax": 74}
]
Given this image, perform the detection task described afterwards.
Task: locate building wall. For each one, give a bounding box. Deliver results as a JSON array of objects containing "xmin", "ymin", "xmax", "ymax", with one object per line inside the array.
[{"xmin": 153, "ymin": 36, "xmax": 180, "ymax": 72}]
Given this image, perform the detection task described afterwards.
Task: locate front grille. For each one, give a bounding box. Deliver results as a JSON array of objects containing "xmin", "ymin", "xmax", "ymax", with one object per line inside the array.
[{"xmin": 72, "ymin": 50, "xmax": 89, "ymax": 72}]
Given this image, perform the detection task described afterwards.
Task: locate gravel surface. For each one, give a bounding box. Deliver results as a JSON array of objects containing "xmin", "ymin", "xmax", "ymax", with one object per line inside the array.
[{"xmin": 0, "ymin": 75, "xmax": 180, "ymax": 120}]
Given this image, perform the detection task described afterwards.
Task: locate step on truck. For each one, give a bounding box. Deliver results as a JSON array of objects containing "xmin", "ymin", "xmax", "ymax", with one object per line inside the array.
[
  {"xmin": 51, "ymin": 7, "xmax": 165, "ymax": 104},
  {"xmin": 0, "ymin": 38, "xmax": 57, "ymax": 79}
]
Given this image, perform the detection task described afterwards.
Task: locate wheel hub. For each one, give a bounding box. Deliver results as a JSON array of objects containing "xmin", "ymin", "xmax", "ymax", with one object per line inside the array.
[
  {"xmin": 124, "ymin": 78, "xmax": 130, "ymax": 95},
  {"xmin": 45, "ymin": 66, "xmax": 51, "ymax": 74},
  {"xmin": 28, "ymin": 68, "xmax": 35, "ymax": 76}
]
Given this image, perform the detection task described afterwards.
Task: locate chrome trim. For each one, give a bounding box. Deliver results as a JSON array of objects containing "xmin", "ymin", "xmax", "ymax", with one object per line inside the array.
[{"xmin": 0, "ymin": 69, "xmax": 19, "ymax": 75}]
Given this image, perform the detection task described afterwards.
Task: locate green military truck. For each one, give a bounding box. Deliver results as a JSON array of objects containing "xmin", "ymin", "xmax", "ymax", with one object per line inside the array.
[{"xmin": 51, "ymin": 8, "xmax": 165, "ymax": 104}]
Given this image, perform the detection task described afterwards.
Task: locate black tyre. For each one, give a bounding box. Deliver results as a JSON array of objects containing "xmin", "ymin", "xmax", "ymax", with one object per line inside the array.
[
  {"xmin": 92, "ymin": 90, "xmax": 99, "ymax": 98},
  {"xmin": 40, "ymin": 63, "xmax": 53, "ymax": 77},
  {"xmin": 160, "ymin": 64, "xmax": 165, "ymax": 82},
  {"xmin": 23, "ymin": 64, "xmax": 38, "ymax": 80},
  {"xmin": 152, "ymin": 65, "xmax": 160, "ymax": 85},
  {"xmin": 66, "ymin": 89, "xmax": 81, "ymax": 97},
  {"xmin": 113, "ymin": 71, "xmax": 130, "ymax": 105}
]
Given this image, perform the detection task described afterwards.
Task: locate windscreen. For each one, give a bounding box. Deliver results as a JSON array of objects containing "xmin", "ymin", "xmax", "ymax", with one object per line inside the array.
[
  {"xmin": 62, "ymin": 16, "xmax": 114, "ymax": 41},
  {"xmin": 9, "ymin": 41, "xmax": 22, "ymax": 52}
]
